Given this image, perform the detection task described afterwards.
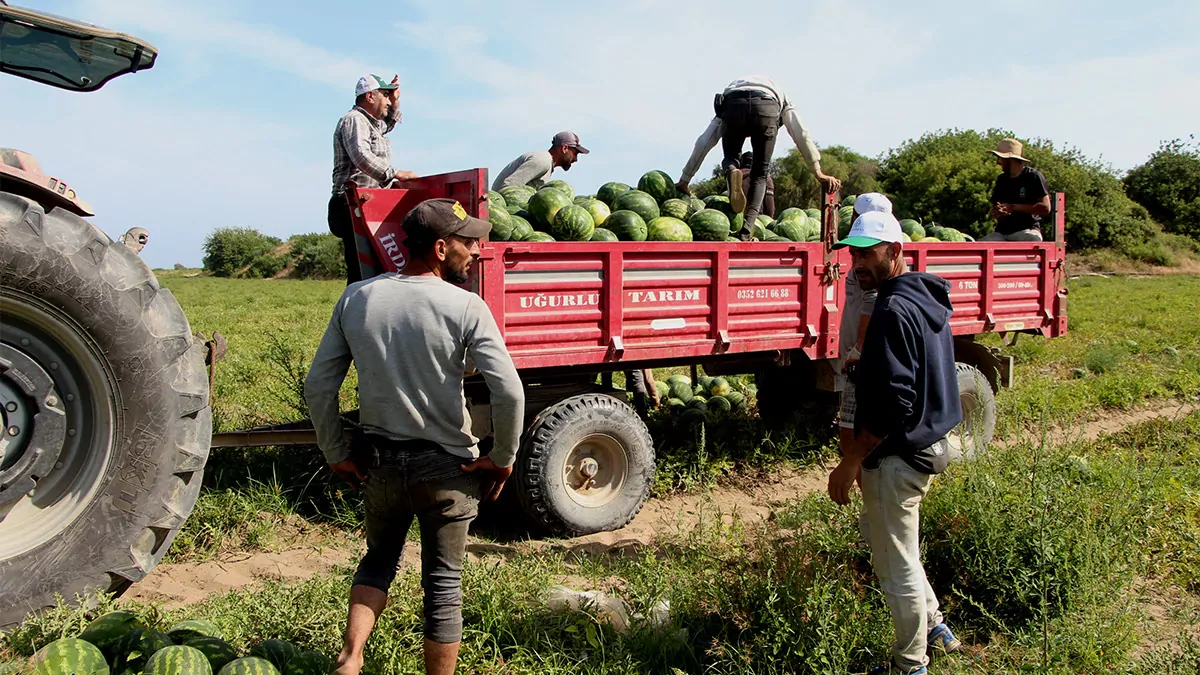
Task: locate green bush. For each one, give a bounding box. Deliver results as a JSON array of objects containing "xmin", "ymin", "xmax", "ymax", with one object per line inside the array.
[
  {"xmin": 290, "ymin": 233, "xmax": 347, "ymax": 279},
  {"xmin": 246, "ymin": 252, "xmax": 288, "ymax": 279},
  {"xmin": 1124, "ymin": 137, "xmax": 1200, "ymax": 241},
  {"xmin": 202, "ymin": 227, "xmax": 282, "ymax": 277}
]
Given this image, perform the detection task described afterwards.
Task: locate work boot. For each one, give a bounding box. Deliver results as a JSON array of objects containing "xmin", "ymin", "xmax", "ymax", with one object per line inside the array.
[
  {"xmin": 728, "ymin": 168, "xmax": 746, "ymax": 213},
  {"xmin": 927, "ymin": 623, "xmax": 963, "ymax": 656}
]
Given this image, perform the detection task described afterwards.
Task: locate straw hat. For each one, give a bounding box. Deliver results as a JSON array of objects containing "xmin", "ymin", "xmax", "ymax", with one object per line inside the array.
[{"xmin": 990, "ymin": 137, "xmax": 1029, "ymax": 162}]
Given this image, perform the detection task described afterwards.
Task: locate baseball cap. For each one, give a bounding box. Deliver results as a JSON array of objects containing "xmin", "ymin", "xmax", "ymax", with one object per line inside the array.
[
  {"xmin": 833, "ymin": 211, "xmax": 904, "ymax": 249},
  {"xmin": 355, "ymin": 74, "xmax": 399, "ymax": 97},
  {"xmin": 854, "ymin": 192, "xmax": 893, "ymax": 215},
  {"xmin": 551, "ymin": 131, "xmax": 589, "ymax": 153},
  {"xmin": 402, "ymin": 198, "xmax": 491, "ymax": 243}
]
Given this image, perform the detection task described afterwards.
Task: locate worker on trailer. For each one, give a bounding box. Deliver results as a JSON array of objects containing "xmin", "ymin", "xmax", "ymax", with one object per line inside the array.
[
  {"xmin": 305, "ymin": 199, "xmax": 524, "ymax": 675},
  {"xmin": 984, "ymin": 137, "xmax": 1050, "ymax": 242},
  {"xmin": 738, "ymin": 151, "xmax": 776, "ymax": 218},
  {"xmin": 675, "ymin": 75, "xmax": 841, "ymax": 240},
  {"xmin": 492, "ymin": 131, "xmax": 589, "ymax": 191},
  {"xmin": 330, "ymin": 74, "xmax": 419, "ymax": 284}
]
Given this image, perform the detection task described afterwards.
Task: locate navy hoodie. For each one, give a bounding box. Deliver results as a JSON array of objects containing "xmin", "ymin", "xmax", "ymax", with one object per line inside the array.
[{"xmin": 853, "ymin": 271, "xmax": 962, "ymax": 474}]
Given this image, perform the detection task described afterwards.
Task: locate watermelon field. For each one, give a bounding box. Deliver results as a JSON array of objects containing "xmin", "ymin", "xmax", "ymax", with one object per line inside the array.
[{"xmin": 3, "ymin": 272, "xmax": 1200, "ymax": 674}]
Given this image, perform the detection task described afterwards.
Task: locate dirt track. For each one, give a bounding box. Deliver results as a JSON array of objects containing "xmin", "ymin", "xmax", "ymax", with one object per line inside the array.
[{"xmin": 125, "ymin": 399, "xmax": 1198, "ymax": 609}]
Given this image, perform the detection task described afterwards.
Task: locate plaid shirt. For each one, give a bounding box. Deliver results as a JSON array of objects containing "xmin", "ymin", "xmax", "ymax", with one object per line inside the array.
[{"xmin": 331, "ymin": 105, "xmax": 401, "ymax": 195}]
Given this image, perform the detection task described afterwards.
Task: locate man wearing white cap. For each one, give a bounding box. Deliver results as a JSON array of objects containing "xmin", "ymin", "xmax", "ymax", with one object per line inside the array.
[
  {"xmin": 330, "ymin": 74, "xmax": 420, "ymax": 284},
  {"xmin": 828, "ymin": 211, "xmax": 963, "ymax": 675},
  {"xmin": 984, "ymin": 137, "xmax": 1050, "ymax": 242},
  {"xmin": 492, "ymin": 131, "xmax": 589, "ymax": 191}
]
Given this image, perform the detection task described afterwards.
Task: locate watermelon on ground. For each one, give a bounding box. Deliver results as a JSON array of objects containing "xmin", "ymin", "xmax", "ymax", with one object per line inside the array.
[
  {"xmin": 637, "ymin": 170, "xmax": 675, "ymax": 203},
  {"xmin": 33, "ymin": 638, "xmax": 109, "ymax": 675},
  {"xmin": 167, "ymin": 620, "xmax": 223, "ymax": 643},
  {"xmin": 499, "ymin": 185, "xmax": 536, "ymax": 211},
  {"xmin": 680, "ymin": 408, "xmax": 706, "ymax": 425},
  {"xmin": 218, "ymin": 657, "xmax": 281, "ymax": 675},
  {"xmin": 613, "ymin": 190, "xmax": 660, "ymax": 224},
  {"xmin": 488, "ymin": 205, "xmax": 513, "ymax": 241},
  {"xmin": 145, "ymin": 645, "xmax": 213, "ymax": 675},
  {"xmin": 726, "ymin": 391, "xmax": 746, "ymax": 409},
  {"xmin": 647, "ymin": 217, "xmax": 693, "ymax": 242},
  {"xmin": 660, "ymin": 198, "xmax": 690, "ymax": 220},
  {"xmin": 551, "ymin": 204, "xmax": 595, "ymax": 241},
  {"xmin": 668, "ymin": 381, "xmax": 693, "ymax": 402},
  {"xmin": 604, "ymin": 210, "xmax": 647, "ymax": 241},
  {"xmin": 79, "ymin": 611, "xmax": 146, "ymax": 654},
  {"xmin": 509, "ymin": 215, "xmax": 534, "ymax": 241},
  {"xmin": 665, "ymin": 374, "xmax": 690, "ymax": 386},
  {"xmin": 708, "ymin": 395, "xmax": 732, "ymax": 413},
  {"xmin": 580, "ymin": 198, "xmax": 611, "ymax": 227},
  {"xmin": 487, "ymin": 190, "xmax": 506, "ymax": 210},
  {"xmin": 182, "ymin": 638, "xmax": 239, "ymax": 673},
  {"xmin": 543, "ymin": 179, "xmax": 575, "ymax": 200},
  {"xmin": 688, "ymin": 209, "xmax": 731, "ymax": 241},
  {"xmin": 528, "ymin": 188, "xmax": 574, "ymax": 227},
  {"xmin": 111, "ymin": 628, "xmax": 173, "ymax": 675},
  {"xmin": 248, "ymin": 641, "xmax": 298, "ymax": 673},
  {"xmin": 596, "ymin": 181, "xmax": 631, "ymax": 206},
  {"xmin": 687, "ymin": 398, "xmax": 708, "ymax": 413},
  {"xmin": 777, "ymin": 207, "xmax": 805, "ymax": 221},
  {"xmin": 667, "ymin": 398, "xmax": 686, "ymax": 409},
  {"xmin": 654, "ymin": 380, "xmax": 670, "ymax": 400},
  {"xmin": 805, "ymin": 208, "xmax": 821, "ymax": 221},
  {"xmin": 709, "ymin": 377, "xmax": 731, "ymax": 397},
  {"xmin": 590, "ymin": 228, "xmax": 619, "ymax": 242},
  {"xmin": 525, "ymin": 232, "xmax": 555, "ymax": 242},
  {"xmin": 284, "ymin": 652, "xmax": 333, "ymax": 675}
]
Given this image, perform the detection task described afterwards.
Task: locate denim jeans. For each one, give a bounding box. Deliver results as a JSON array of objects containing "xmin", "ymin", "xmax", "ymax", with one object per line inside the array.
[
  {"xmin": 352, "ymin": 438, "xmax": 482, "ymax": 643},
  {"xmin": 861, "ymin": 450, "xmax": 947, "ymax": 671}
]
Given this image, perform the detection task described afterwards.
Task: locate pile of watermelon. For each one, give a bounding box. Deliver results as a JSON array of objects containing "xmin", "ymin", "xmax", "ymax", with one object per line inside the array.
[
  {"xmin": 834, "ymin": 194, "xmax": 975, "ymax": 243},
  {"xmin": 654, "ymin": 374, "xmax": 754, "ymax": 425},
  {"xmin": 22, "ymin": 611, "xmax": 331, "ymax": 675}
]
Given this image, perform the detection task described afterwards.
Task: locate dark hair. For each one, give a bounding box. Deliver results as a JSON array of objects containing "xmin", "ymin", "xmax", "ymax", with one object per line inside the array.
[
  {"xmin": 405, "ymin": 235, "xmax": 435, "ymax": 259},
  {"xmin": 355, "ymin": 93, "xmax": 369, "ymax": 107}
]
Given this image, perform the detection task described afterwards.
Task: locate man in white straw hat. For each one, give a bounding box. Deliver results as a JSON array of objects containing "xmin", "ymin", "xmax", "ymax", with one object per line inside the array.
[{"xmin": 984, "ymin": 137, "xmax": 1050, "ymax": 242}]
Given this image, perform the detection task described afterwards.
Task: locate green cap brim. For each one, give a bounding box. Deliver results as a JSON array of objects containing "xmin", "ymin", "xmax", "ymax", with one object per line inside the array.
[{"xmin": 832, "ymin": 235, "xmax": 886, "ymax": 250}]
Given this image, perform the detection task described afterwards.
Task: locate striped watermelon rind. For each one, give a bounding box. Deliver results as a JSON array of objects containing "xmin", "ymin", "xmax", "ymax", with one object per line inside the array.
[
  {"xmin": 543, "ymin": 179, "xmax": 575, "ymax": 200},
  {"xmin": 688, "ymin": 209, "xmax": 731, "ymax": 241},
  {"xmin": 168, "ymin": 620, "xmax": 223, "ymax": 642},
  {"xmin": 218, "ymin": 657, "xmax": 281, "ymax": 675},
  {"xmin": 551, "ymin": 204, "xmax": 595, "ymax": 241},
  {"xmin": 636, "ymin": 170, "xmax": 675, "ymax": 204},
  {"xmin": 283, "ymin": 652, "xmax": 333, "ymax": 675},
  {"xmin": 596, "ymin": 181, "xmax": 631, "ymax": 207},
  {"xmin": 33, "ymin": 638, "xmax": 110, "ymax": 675},
  {"xmin": 79, "ymin": 611, "xmax": 146, "ymax": 652},
  {"xmin": 248, "ymin": 640, "xmax": 299, "ymax": 672},
  {"xmin": 112, "ymin": 628, "xmax": 174, "ymax": 674},
  {"xmin": 181, "ymin": 637, "xmax": 239, "ymax": 673},
  {"xmin": 604, "ymin": 210, "xmax": 648, "ymax": 242},
  {"xmin": 498, "ymin": 184, "xmax": 536, "ymax": 211},
  {"xmin": 647, "ymin": 217, "xmax": 692, "ymax": 242},
  {"xmin": 144, "ymin": 645, "xmax": 213, "ymax": 675}
]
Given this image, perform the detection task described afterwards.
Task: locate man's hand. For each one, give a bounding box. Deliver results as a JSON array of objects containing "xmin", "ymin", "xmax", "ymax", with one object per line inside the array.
[
  {"xmin": 827, "ymin": 457, "xmax": 862, "ymax": 506},
  {"xmin": 675, "ymin": 180, "xmax": 691, "ymax": 195},
  {"xmin": 391, "ymin": 170, "xmax": 419, "ymax": 185},
  {"xmin": 993, "ymin": 203, "xmax": 1012, "ymax": 217},
  {"xmin": 388, "ymin": 74, "xmax": 401, "ymax": 101},
  {"xmin": 329, "ymin": 459, "xmax": 367, "ymax": 488},
  {"xmin": 816, "ymin": 172, "xmax": 843, "ymax": 193},
  {"xmin": 460, "ymin": 456, "xmax": 513, "ymax": 501}
]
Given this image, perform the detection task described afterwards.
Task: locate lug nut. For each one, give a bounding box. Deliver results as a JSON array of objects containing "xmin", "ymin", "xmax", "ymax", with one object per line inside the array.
[
  {"xmin": 67, "ymin": 428, "xmax": 77, "ymax": 437},
  {"xmin": 5, "ymin": 402, "xmax": 16, "ymax": 412},
  {"xmin": 46, "ymin": 395, "xmax": 58, "ymax": 406},
  {"xmin": 6, "ymin": 426, "xmax": 18, "ymax": 437}
]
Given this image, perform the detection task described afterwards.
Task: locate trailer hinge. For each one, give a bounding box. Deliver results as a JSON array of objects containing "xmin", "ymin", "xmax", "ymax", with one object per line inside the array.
[
  {"xmin": 607, "ymin": 336, "xmax": 625, "ymax": 360},
  {"xmin": 716, "ymin": 330, "xmax": 731, "ymax": 352}
]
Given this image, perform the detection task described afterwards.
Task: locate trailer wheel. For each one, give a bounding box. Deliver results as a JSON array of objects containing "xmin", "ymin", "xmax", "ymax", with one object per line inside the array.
[
  {"xmin": 516, "ymin": 393, "xmax": 654, "ymax": 536},
  {"xmin": 0, "ymin": 194, "xmax": 210, "ymax": 626},
  {"xmin": 948, "ymin": 363, "xmax": 996, "ymax": 461}
]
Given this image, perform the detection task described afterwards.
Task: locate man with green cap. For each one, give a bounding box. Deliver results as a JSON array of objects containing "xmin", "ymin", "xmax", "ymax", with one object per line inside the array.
[
  {"xmin": 329, "ymin": 73, "xmax": 420, "ymax": 284},
  {"xmin": 827, "ymin": 211, "xmax": 964, "ymax": 674}
]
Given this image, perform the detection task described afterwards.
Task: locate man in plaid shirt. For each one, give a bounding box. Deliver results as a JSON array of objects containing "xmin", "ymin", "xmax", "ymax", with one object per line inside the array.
[{"xmin": 329, "ymin": 74, "xmax": 418, "ymax": 284}]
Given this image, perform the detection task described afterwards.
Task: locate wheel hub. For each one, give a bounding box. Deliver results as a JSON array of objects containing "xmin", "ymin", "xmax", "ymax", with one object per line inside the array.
[
  {"xmin": 562, "ymin": 434, "xmax": 629, "ymax": 508},
  {"xmin": 0, "ymin": 345, "xmax": 67, "ymax": 507}
]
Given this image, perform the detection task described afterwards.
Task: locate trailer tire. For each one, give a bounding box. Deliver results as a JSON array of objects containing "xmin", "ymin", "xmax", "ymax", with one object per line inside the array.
[
  {"xmin": 0, "ymin": 194, "xmax": 210, "ymax": 627},
  {"xmin": 948, "ymin": 363, "xmax": 996, "ymax": 461},
  {"xmin": 516, "ymin": 393, "xmax": 654, "ymax": 536}
]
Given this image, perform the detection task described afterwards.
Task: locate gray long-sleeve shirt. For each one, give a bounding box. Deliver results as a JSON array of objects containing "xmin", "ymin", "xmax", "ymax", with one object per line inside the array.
[
  {"xmin": 491, "ymin": 150, "xmax": 554, "ymax": 191},
  {"xmin": 303, "ymin": 274, "xmax": 525, "ymax": 467}
]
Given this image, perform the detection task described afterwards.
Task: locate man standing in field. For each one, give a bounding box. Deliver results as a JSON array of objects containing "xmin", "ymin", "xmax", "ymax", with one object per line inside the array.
[
  {"xmin": 984, "ymin": 137, "xmax": 1051, "ymax": 242},
  {"xmin": 675, "ymin": 75, "xmax": 842, "ymax": 240},
  {"xmin": 330, "ymin": 74, "xmax": 420, "ymax": 284},
  {"xmin": 305, "ymin": 198, "xmax": 525, "ymax": 675},
  {"xmin": 491, "ymin": 131, "xmax": 589, "ymax": 190},
  {"xmin": 827, "ymin": 211, "xmax": 964, "ymax": 674}
]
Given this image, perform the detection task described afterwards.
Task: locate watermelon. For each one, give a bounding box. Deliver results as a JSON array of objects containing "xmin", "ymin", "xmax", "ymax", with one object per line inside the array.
[
  {"xmin": 660, "ymin": 198, "xmax": 691, "ymax": 221},
  {"xmin": 709, "ymin": 377, "xmax": 731, "ymax": 397},
  {"xmin": 841, "ymin": 194, "xmax": 857, "ymax": 208},
  {"xmin": 613, "ymin": 190, "xmax": 660, "ymax": 224},
  {"xmin": 573, "ymin": 195, "xmax": 590, "ymax": 205},
  {"xmin": 145, "ymin": 645, "xmax": 213, "ymax": 675},
  {"xmin": 654, "ymin": 380, "xmax": 670, "ymax": 400},
  {"xmin": 637, "ymin": 170, "xmax": 675, "ymax": 204},
  {"xmin": 775, "ymin": 219, "xmax": 807, "ymax": 242},
  {"xmin": 939, "ymin": 228, "xmax": 966, "ymax": 242},
  {"xmin": 805, "ymin": 208, "xmax": 821, "ymax": 220},
  {"xmin": 551, "ymin": 204, "xmax": 595, "ymax": 241},
  {"xmin": 528, "ymin": 188, "xmax": 573, "ymax": 227},
  {"xmin": 777, "ymin": 207, "xmax": 805, "ymax": 221},
  {"xmin": 499, "ymin": 185, "xmax": 536, "ymax": 210},
  {"xmin": 901, "ymin": 233, "xmax": 912, "ymax": 243},
  {"xmin": 697, "ymin": 375, "xmax": 714, "ymax": 391},
  {"xmin": 726, "ymin": 391, "xmax": 746, "ymax": 409},
  {"xmin": 167, "ymin": 620, "xmax": 222, "ymax": 643},
  {"xmin": 688, "ymin": 209, "xmax": 731, "ymax": 241},
  {"xmin": 218, "ymin": 657, "xmax": 281, "ymax": 675},
  {"xmin": 580, "ymin": 198, "xmax": 611, "ymax": 227},
  {"xmin": 79, "ymin": 611, "xmax": 146, "ymax": 653},
  {"xmin": 669, "ymin": 381, "xmax": 693, "ymax": 402},
  {"xmin": 693, "ymin": 384, "xmax": 706, "ymax": 397},
  {"xmin": 756, "ymin": 214, "xmax": 772, "ymax": 225},
  {"xmin": 667, "ymin": 398, "xmax": 686, "ymax": 409},
  {"xmin": 898, "ymin": 219, "xmax": 922, "ymax": 236},
  {"xmin": 703, "ymin": 195, "xmax": 734, "ymax": 218},
  {"xmin": 838, "ymin": 205, "xmax": 855, "ymax": 238},
  {"xmin": 596, "ymin": 181, "xmax": 631, "ymax": 206},
  {"xmin": 284, "ymin": 652, "xmax": 332, "ymax": 675},
  {"xmin": 687, "ymin": 196, "xmax": 707, "ymax": 215},
  {"xmin": 33, "ymin": 638, "xmax": 109, "ymax": 675},
  {"xmin": 647, "ymin": 217, "xmax": 693, "ymax": 242},
  {"xmin": 487, "ymin": 190, "xmax": 506, "ymax": 210},
  {"xmin": 764, "ymin": 233, "xmax": 790, "ymax": 242},
  {"xmin": 543, "ymin": 179, "xmax": 574, "ymax": 200},
  {"xmin": 111, "ymin": 628, "xmax": 173, "ymax": 675},
  {"xmin": 248, "ymin": 641, "xmax": 298, "ymax": 673},
  {"xmin": 725, "ymin": 236, "xmax": 741, "ymax": 242},
  {"xmin": 680, "ymin": 408, "xmax": 706, "ymax": 425},
  {"xmin": 487, "ymin": 205, "xmax": 513, "ymax": 241},
  {"xmin": 182, "ymin": 638, "xmax": 239, "ymax": 673},
  {"xmin": 708, "ymin": 395, "xmax": 732, "ymax": 413},
  {"xmin": 604, "ymin": 210, "xmax": 647, "ymax": 241},
  {"xmin": 665, "ymin": 374, "xmax": 690, "ymax": 386},
  {"xmin": 590, "ymin": 228, "xmax": 618, "ymax": 242},
  {"xmin": 687, "ymin": 400, "xmax": 708, "ymax": 414},
  {"xmin": 525, "ymin": 232, "xmax": 555, "ymax": 242},
  {"xmin": 508, "ymin": 214, "xmax": 534, "ymax": 241},
  {"xmin": 752, "ymin": 222, "xmax": 769, "ymax": 240}
]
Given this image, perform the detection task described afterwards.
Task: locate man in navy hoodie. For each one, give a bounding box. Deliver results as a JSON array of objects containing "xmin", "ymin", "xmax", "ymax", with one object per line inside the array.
[{"xmin": 827, "ymin": 210, "xmax": 964, "ymax": 675}]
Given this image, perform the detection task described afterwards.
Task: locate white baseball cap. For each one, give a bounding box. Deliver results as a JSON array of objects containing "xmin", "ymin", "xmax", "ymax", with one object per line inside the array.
[
  {"xmin": 854, "ymin": 192, "xmax": 893, "ymax": 215},
  {"xmin": 355, "ymin": 74, "xmax": 398, "ymax": 97},
  {"xmin": 833, "ymin": 211, "xmax": 904, "ymax": 249}
]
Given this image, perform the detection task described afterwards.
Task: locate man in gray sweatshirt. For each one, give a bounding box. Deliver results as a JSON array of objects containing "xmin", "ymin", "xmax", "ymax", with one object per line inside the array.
[{"xmin": 304, "ymin": 198, "xmax": 525, "ymax": 675}]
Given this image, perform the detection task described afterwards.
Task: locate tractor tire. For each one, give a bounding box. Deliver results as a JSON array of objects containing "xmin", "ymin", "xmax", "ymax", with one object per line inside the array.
[
  {"xmin": 516, "ymin": 393, "xmax": 654, "ymax": 536},
  {"xmin": 0, "ymin": 193, "xmax": 211, "ymax": 627},
  {"xmin": 947, "ymin": 363, "xmax": 996, "ymax": 461}
]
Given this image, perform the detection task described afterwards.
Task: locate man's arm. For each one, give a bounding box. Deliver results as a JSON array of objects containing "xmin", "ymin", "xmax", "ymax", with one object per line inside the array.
[
  {"xmin": 304, "ymin": 298, "xmax": 354, "ymax": 465},
  {"xmin": 857, "ymin": 311, "xmax": 919, "ymax": 441},
  {"xmin": 341, "ymin": 114, "xmax": 396, "ymax": 185},
  {"xmin": 498, "ymin": 154, "xmax": 553, "ymax": 189},
  {"xmin": 462, "ymin": 296, "xmax": 525, "ymax": 468},
  {"xmin": 779, "ymin": 103, "xmax": 842, "ymax": 193},
  {"xmin": 677, "ymin": 117, "xmax": 723, "ymax": 188},
  {"xmin": 854, "ymin": 290, "xmax": 877, "ymax": 352}
]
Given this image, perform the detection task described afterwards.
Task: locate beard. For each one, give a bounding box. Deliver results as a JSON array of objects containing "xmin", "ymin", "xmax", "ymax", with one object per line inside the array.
[{"xmin": 445, "ymin": 266, "xmax": 470, "ymax": 285}]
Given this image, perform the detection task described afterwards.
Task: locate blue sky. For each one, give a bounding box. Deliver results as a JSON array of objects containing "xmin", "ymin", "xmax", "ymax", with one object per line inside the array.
[{"xmin": 2, "ymin": 0, "xmax": 1197, "ymax": 269}]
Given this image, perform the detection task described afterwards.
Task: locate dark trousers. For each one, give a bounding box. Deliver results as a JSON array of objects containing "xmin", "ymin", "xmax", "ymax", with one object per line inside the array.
[
  {"xmin": 327, "ymin": 194, "xmax": 362, "ymax": 285},
  {"xmin": 719, "ymin": 94, "xmax": 781, "ymax": 236}
]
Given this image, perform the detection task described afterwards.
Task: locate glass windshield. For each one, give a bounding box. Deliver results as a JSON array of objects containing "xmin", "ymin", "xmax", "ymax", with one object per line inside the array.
[{"xmin": 0, "ymin": 3, "xmax": 156, "ymax": 92}]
